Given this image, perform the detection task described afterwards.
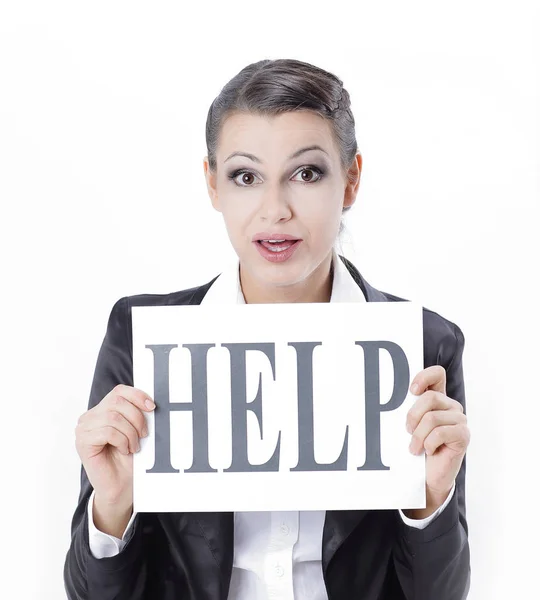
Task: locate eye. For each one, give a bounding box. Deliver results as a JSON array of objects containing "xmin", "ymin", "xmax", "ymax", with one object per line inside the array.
[
  {"xmin": 227, "ymin": 164, "xmax": 325, "ymax": 187},
  {"xmin": 291, "ymin": 166, "xmax": 324, "ymax": 184},
  {"xmin": 228, "ymin": 169, "xmax": 262, "ymax": 187}
]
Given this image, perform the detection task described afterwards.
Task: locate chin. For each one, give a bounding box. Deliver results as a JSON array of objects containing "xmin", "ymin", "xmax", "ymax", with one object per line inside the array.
[{"xmin": 253, "ymin": 261, "xmax": 312, "ymax": 288}]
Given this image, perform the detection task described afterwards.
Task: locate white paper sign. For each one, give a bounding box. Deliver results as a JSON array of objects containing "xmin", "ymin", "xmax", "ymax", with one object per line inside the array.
[{"xmin": 132, "ymin": 302, "xmax": 425, "ymax": 512}]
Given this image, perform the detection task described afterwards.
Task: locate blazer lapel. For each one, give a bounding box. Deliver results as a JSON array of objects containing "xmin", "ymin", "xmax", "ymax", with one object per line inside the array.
[
  {"xmin": 195, "ymin": 512, "xmax": 235, "ymax": 592},
  {"xmin": 339, "ymin": 254, "xmax": 390, "ymax": 304},
  {"xmin": 323, "ymin": 256, "xmax": 391, "ymax": 574}
]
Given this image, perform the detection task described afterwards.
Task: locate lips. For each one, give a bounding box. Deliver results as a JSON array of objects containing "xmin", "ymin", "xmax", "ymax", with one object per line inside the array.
[
  {"xmin": 253, "ymin": 238, "xmax": 302, "ymax": 263},
  {"xmin": 258, "ymin": 239, "xmax": 298, "ymax": 252},
  {"xmin": 251, "ymin": 232, "xmax": 303, "ymax": 263}
]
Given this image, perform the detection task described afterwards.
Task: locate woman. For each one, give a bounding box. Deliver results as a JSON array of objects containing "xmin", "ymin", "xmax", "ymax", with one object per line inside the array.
[{"xmin": 64, "ymin": 58, "xmax": 471, "ymax": 600}]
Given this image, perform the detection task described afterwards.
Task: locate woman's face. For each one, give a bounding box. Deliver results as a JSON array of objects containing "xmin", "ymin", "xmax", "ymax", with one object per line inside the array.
[{"xmin": 204, "ymin": 110, "xmax": 361, "ymax": 295}]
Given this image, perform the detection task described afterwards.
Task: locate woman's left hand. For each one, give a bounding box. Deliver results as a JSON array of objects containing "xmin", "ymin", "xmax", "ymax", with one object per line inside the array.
[{"xmin": 403, "ymin": 365, "xmax": 470, "ymax": 518}]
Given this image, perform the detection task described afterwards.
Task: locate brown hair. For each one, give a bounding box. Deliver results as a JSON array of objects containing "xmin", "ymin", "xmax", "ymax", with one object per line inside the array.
[{"xmin": 205, "ymin": 58, "xmax": 359, "ymax": 230}]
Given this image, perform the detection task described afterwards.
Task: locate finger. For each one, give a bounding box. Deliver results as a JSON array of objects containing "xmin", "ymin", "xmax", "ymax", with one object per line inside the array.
[
  {"xmin": 409, "ymin": 410, "xmax": 467, "ymax": 455},
  {"xmin": 424, "ymin": 424, "xmax": 470, "ymax": 456},
  {"xmin": 109, "ymin": 384, "xmax": 155, "ymax": 412},
  {"xmin": 79, "ymin": 411, "xmax": 140, "ymax": 454},
  {"xmin": 78, "ymin": 425, "xmax": 131, "ymax": 457},
  {"xmin": 105, "ymin": 411, "xmax": 141, "ymax": 454},
  {"xmin": 406, "ymin": 390, "xmax": 462, "ymax": 434},
  {"xmin": 410, "ymin": 365, "xmax": 446, "ymax": 396},
  {"xmin": 104, "ymin": 394, "xmax": 148, "ymax": 439}
]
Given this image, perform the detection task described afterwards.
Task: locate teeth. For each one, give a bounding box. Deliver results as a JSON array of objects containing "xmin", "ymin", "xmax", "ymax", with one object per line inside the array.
[
  {"xmin": 263, "ymin": 242, "xmax": 293, "ymax": 252},
  {"xmin": 257, "ymin": 238, "xmax": 297, "ymax": 253}
]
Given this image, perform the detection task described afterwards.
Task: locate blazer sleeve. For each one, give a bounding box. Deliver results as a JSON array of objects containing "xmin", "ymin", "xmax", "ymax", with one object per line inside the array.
[
  {"xmin": 392, "ymin": 322, "xmax": 471, "ymax": 600},
  {"xmin": 63, "ymin": 297, "xmax": 148, "ymax": 600}
]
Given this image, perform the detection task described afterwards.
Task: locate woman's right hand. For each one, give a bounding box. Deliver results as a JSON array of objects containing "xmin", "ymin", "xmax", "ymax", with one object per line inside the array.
[{"xmin": 75, "ymin": 384, "xmax": 156, "ymax": 507}]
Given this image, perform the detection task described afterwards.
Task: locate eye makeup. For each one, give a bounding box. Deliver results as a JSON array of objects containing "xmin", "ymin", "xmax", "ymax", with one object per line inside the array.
[{"xmin": 226, "ymin": 163, "xmax": 327, "ymax": 187}]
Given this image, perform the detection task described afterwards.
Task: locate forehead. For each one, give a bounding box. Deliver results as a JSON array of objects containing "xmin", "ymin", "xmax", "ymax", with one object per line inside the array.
[{"xmin": 218, "ymin": 110, "xmax": 338, "ymax": 160}]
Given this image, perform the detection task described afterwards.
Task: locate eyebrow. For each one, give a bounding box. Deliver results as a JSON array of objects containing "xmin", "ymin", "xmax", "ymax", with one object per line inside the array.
[{"xmin": 224, "ymin": 144, "xmax": 329, "ymax": 164}]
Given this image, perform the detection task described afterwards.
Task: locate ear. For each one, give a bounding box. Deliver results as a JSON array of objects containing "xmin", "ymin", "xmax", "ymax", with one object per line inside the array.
[
  {"xmin": 203, "ymin": 156, "xmax": 221, "ymax": 212},
  {"xmin": 343, "ymin": 152, "xmax": 362, "ymax": 210}
]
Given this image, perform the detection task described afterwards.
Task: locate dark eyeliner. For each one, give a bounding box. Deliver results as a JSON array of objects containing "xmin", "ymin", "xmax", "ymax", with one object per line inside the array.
[
  {"xmin": 226, "ymin": 164, "xmax": 326, "ymax": 185},
  {"xmin": 294, "ymin": 164, "xmax": 326, "ymax": 182},
  {"xmin": 227, "ymin": 168, "xmax": 253, "ymax": 182}
]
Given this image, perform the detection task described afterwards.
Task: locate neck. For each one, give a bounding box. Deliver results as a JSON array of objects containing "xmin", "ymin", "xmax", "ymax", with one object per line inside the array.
[{"xmin": 240, "ymin": 252, "xmax": 334, "ymax": 304}]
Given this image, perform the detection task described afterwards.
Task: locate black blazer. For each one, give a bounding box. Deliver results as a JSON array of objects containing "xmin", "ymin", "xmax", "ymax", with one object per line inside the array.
[{"xmin": 64, "ymin": 255, "xmax": 471, "ymax": 600}]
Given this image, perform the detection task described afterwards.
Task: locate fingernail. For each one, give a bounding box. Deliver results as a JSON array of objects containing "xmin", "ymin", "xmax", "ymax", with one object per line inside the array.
[
  {"xmin": 406, "ymin": 423, "xmax": 413, "ymax": 434},
  {"xmin": 145, "ymin": 399, "xmax": 155, "ymax": 410},
  {"xmin": 411, "ymin": 383, "xmax": 419, "ymax": 394},
  {"xmin": 409, "ymin": 441, "xmax": 416, "ymax": 454},
  {"xmin": 142, "ymin": 426, "xmax": 148, "ymax": 437}
]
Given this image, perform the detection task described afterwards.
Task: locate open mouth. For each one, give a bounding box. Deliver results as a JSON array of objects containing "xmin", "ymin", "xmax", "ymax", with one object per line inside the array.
[{"xmin": 257, "ymin": 239, "xmax": 300, "ymax": 253}]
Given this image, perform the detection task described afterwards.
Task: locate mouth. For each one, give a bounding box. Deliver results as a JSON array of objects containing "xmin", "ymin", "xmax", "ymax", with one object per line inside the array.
[
  {"xmin": 257, "ymin": 239, "xmax": 300, "ymax": 252},
  {"xmin": 253, "ymin": 238, "xmax": 302, "ymax": 263}
]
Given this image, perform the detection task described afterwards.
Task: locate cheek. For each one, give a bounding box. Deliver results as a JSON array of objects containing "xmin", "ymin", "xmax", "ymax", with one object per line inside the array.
[
  {"xmin": 220, "ymin": 200, "xmax": 254, "ymax": 241},
  {"xmin": 219, "ymin": 194, "xmax": 245, "ymax": 221},
  {"xmin": 294, "ymin": 194, "xmax": 343, "ymax": 235}
]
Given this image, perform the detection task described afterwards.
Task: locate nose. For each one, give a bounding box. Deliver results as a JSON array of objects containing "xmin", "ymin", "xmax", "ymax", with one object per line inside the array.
[{"xmin": 259, "ymin": 188, "xmax": 292, "ymax": 223}]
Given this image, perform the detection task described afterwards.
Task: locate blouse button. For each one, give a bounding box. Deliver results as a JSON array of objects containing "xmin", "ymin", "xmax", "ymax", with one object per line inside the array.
[{"xmin": 274, "ymin": 565, "xmax": 284, "ymax": 577}]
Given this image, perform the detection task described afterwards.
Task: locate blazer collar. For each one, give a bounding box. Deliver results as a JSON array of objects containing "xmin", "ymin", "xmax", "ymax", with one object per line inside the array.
[{"xmin": 338, "ymin": 254, "xmax": 390, "ymax": 304}]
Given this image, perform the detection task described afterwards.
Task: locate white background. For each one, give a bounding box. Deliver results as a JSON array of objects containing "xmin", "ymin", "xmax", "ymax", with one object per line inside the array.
[{"xmin": 0, "ymin": 1, "xmax": 538, "ymax": 598}]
